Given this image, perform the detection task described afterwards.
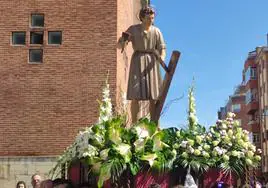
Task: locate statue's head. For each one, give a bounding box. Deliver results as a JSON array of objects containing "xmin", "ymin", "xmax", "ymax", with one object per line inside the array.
[{"xmin": 139, "ymin": 6, "xmax": 155, "ymax": 22}]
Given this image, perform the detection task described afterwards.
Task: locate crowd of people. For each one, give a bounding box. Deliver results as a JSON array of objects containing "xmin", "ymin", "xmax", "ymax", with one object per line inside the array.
[
  {"xmin": 15, "ymin": 173, "xmax": 268, "ymax": 188},
  {"xmin": 16, "ymin": 173, "xmax": 91, "ymax": 188}
]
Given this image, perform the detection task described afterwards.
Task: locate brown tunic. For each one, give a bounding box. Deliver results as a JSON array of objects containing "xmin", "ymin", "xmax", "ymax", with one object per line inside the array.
[{"xmin": 126, "ymin": 24, "xmax": 166, "ymax": 100}]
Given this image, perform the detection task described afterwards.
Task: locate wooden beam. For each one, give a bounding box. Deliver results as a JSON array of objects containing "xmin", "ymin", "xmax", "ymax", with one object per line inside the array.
[{"xmin": 153, "ymin": 50, "xmax": 181, "ymax": 123}]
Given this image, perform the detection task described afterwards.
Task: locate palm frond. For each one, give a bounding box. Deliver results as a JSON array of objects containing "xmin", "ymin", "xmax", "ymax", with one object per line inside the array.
[
  {"xmin": 159, "ymin": 127, "xmax": 179, "ymax": 146},
  {"xmin": 219, "ymin": 159, "xmax": 244, "ymax": 176},
  {"xmin": 97, "ymin": 157, "xmax": 127, "ymax": 188},
  {"xmin": 178, "ymin": 156, "xmax": 210, "ymax": 174}
]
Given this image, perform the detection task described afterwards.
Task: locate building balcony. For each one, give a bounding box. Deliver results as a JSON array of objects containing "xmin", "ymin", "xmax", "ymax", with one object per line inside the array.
[
  {"xmin": 246, "ymin": 79, "xmax": 258, "ymax": 90},
  {"xmin": 248, "ymin": 121, "xmax": 260, "ymax": 132},
  {"xmin": 246, "ymin": 100, "xmax": 259, "ymax": 114},
  {"xmin": 244, "ymin": 58, "xmax": 255, "ymax": 70}
]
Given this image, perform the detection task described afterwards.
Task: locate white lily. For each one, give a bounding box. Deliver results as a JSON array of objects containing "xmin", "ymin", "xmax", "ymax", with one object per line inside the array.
[
  {"xmin": 115, "ymin": 143, "xmax": 131, "ymax": 162},
  {"xmin": 135, "ymin": 126, "xmax": 149, "ymax": 138},
  {"xmin": 141, "ymin": 153, "xmax": 158, "ymax": 167}
]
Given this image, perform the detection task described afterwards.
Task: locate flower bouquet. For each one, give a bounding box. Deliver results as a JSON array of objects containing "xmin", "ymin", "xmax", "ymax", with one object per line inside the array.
[{"xmin": 49, "ymin": 82, "xmax": 262, "ymax": 187}]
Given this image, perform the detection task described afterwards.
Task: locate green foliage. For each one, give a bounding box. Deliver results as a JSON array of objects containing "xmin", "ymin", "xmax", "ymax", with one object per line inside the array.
[
  {"xmin": 50, "ymin": 82, "xmax": 262, "ymax": 185},
  {"xmin": 97, "ymin": 157, "xmax": 127, "ymax": 188},
  {"xmin": 105, "ymin": 116, "xmax": 124, "ymax": 145},
  {"xmin": 206, "ymin": 112, "xmax": 262, "ymax": 176}
]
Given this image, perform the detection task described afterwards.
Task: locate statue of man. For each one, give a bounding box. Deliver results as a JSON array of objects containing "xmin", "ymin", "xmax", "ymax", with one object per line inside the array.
[
  {"xmin": 184, "ymin": 168, "xmax": 198, "ymax": 188},
  {"xmin": 118, "ymin": 6, "xmax": 166, "ymax": 122}
]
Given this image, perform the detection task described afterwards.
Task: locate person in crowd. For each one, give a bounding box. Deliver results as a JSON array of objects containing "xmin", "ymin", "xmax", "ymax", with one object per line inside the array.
[
  {"xmin": 16, "ymin": 181, "xmax": 27, "ymax": 188},
  {"xmin": 31, "ymin": 174, "xmax": 42, "ymax": 188},
  {"xmin": 255, "ymin": 181, "xmax": 262, "ymax": 188},
  {"xmin": 40, "ymin": 179, "xmax": 53, "ymax": 188},
  {"xmin": 52, "ymin": 178, "xmax": 74, "ymax": 188}
]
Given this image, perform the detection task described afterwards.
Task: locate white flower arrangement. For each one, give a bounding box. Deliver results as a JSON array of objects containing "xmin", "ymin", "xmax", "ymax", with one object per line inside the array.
[
  {"xmin": 98, "ymin": 80, "xmax": 113, "ymax": 124},
  {"xmin": 49, "ymin": 82, "xmax": 262, "ymax": 187}
]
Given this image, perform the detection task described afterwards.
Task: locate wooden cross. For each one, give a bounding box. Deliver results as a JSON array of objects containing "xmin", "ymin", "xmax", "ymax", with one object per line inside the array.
[{"xmin": 153, "ymin": 50, "xmax": 181, "ymax": 123}]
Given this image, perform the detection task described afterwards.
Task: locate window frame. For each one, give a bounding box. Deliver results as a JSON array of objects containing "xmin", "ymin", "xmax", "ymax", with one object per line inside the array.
[
  {"xmin": 31, "ymin": 14, "xmax": 45, "ymax": 28},
  {"xmin": 48, "ymin": 31, "xmax": 62, "ymax": 45},
  {"xmin": 231, "ymin": 104, "xmax": 241, "ymax": 113},
  {"xmin": 29, "ymin": 49, "xmax": 43, "ymax": 64},
  {"xmin": 11, "ymin": 31, "xmax": 26, "ymax": 46},
  {"xmin": 253, "ymin": 133, "xmax": 260, "ymax": 143},
  {"xmin": 30, "ymin": 31, "xmax": 44, "ymax": 45},
  {"xmin": 245, "ymin": 66, "xmax": 257, "ymax": 83}
]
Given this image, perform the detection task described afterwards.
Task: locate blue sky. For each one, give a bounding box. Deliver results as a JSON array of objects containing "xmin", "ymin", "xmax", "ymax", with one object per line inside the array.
[{"xmin": 152, "ymin": 0, "xmax": 268, "ymax": 128}]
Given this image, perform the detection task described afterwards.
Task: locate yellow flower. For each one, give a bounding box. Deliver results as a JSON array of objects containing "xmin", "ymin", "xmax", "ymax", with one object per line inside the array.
[
  {"xmin": 223, "ymin": 154, "xmax": 229, "ymax": 161},
  {"xmin": 221, "ymin": 123, "xmax": 227, "ymax": 129},
  {"xmin": 202, "ymin": 151, "xmax": 210, "ymax": 158},
  {"xmin": 235, "ymin": 133, "xmax": 242, "ymax": 139},
  {"xmin": 255, "ymin": 155, "xmax": 261, "ymax": 161},
  {"xmin": 182, "ymin": 152, "xmax": 189, "ymax": 158},
  {"xmin": 212, "ymin": 140, "xmax": 220, "ymax": 146},
  {"xmin": 247, "ymin": 151, "xmax": 254, "ymax": 158},
  {"xmin": 215, "ymin": 132, "xmax": 221, "ymax": 138},
  {"xmin": 231, "ymin": 151, "xmax": 239, "ymax": 157},
  {"xmin": 174, "ymin": 143, "xmax": 180, "ymax": 149},
  {"xmin": 212, "ymin": 151, "xmax": 218, "ymax": 157},
  {"xmin": 196, "ymin": 136, "xmax": 202, "ymax": 144},
  {"xmin": 187, "ymin": 139, "xmax": 195, "ymax": 146},
  {"xmin": 246, "ymin": 158, "xmax": 253, "ymax": 166},
  {"xmin": 227, "ymin": 130, "xmax": 233, "ymax": 137},
  {"xmin": 203, "ymin": 144, "xmax": 210, "ymax": 151},
  {"xmin": 194, "ymin": 149, "xmax": 201, "ymax": 156},
  {"xmin": 243, "ymin": 135, "xmax": 249, "ymax": 141},
  {"xmin": 223, "ymin": 136, "xmax": 231, "ymax": 144},
  {"xmin": 227, "ymin": 112, "xmax": 236, "ymax": 118},
  {"xmin": 241, "ymin": 142, "xmax": 249, "ymax": 149}
]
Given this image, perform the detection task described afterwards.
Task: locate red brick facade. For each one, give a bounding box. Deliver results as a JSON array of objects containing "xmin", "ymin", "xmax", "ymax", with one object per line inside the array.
[
  {"xmin": 218, "ymin": 51, "xmax": 262, "ymax": 176},
  {"xmin": 0, "ymin": 0, "xmax": 139, "ymax": 156}
]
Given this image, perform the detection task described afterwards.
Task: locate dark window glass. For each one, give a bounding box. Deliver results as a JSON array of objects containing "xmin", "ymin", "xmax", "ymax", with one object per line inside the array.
[
  {"xmin": 29, "ymin": 49, "xmax": 43, "ymax": 63},
  {"xmin": 48, "ymin": 31, "xmax": 62, "ymax": 45},
  {"xmin": 12, "ymin": 32, "xmax": 26, "ymax": 45},
  {"xmin": 30, "ymin": 32, "xmax": 43, "ymax": 44},
  {"xmin": 31, "ymin": 14, "xmax": 44, "ymax": 27},
  {"xmin": 245, "ymin": 67, "xmax": 257, "ymax": 82}
]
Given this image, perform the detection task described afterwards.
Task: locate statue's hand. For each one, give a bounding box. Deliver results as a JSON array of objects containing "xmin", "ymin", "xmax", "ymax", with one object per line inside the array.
[
  {"xmin": 117, "ymin": 37, "xmax": 127, "ymax": 50},
  {"xmin": 160, "ymin": 49, "xmax": 166, "ymax": 62},
  {"xmin": 160, "ymin": 55, "xmax": 165, "ymax": 62},
  {"xmin": 122, "ymin": 32, "xmax": 131, "ymax": 41}
]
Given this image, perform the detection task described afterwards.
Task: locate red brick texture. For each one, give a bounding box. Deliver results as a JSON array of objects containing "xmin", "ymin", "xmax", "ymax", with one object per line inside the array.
[{"xmin": 0, "ymin": 0, "xmax": 138, "ymax": 156}]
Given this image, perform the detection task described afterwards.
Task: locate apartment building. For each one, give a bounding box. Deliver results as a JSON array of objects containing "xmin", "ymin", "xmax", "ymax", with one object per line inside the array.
[
  {"xmin": 218, "ymin": 50, "xmax": 262, "ymax": 177},
  {"xmin": 218, "ymin": 84, "xmax": 247, "ymax": 129},
  {"xmin": 255, "ymin": 47, "xmax": 268, "ymax": 176},
  {"xmin": 0, "ymin": 1, "xmax": 140, "ymax": 187},
  {"xmin": 244, "ymin": 51, "xmax": 261, "ymax": 150}
]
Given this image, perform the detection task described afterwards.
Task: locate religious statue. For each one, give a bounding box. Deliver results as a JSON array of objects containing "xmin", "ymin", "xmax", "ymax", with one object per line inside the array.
[
  {"xmin": 117, "ymin": 6, "xmax": 167, "ymax": 123},
  {"xmin": 184, "ymin": 168, "xmax": 198, "ymax": 188}
]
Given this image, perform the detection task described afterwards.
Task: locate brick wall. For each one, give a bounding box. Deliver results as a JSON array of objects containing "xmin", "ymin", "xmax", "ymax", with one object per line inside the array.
[
  {"xmin": 116, "ymin": 0, "xmax": 140, "ymax": 123},
  {"xmin": 0, "ymin": 0, "xmax": 137, "ymax": 156}
]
